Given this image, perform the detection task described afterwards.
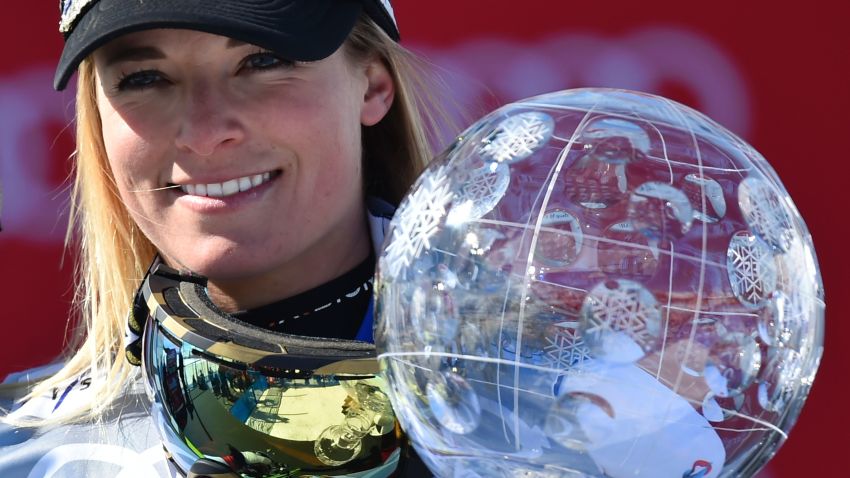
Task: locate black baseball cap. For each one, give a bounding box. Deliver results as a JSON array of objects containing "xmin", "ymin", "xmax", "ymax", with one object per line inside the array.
[{"xmin": 54, "ymin": 0, "xmax": 400, "ymax": 90}]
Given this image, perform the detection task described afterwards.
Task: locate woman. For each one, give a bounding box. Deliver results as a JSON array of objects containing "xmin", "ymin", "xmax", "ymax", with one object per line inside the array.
[{"xmin": 0, "ymin": 1, "xmax": 445, "ymax": 476}]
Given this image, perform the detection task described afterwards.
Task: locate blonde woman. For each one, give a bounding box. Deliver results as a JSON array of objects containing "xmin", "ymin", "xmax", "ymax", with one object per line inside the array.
[{"xmin": 0, "ymin": 1, "xmax": 444, "ymax": 476}]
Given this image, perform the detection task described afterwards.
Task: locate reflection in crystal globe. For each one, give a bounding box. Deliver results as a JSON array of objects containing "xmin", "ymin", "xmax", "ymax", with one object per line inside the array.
[
  {"xmin": 701, "ymin": 394, "xmax": 725, "ymax": 423},
  {"xmin": 683, "ymin": 174, "xmax": 726, "ymax": 223},
  {"xmin": 315, "ymin": 424, "xmax": 363, "ymax": 466},
  {"xmin": 479, "ymin": 111, "xmax": 555, "ymax": 164},
  {"xmin": 375, "ymin": 89, "xmax": 824, "ymax": 477},
  {"xmin": 535, "ymin": 209, "xmax": 584, "ymax": 268},
  {"xmin": 703, "ymin": 332, "xmax": 761, "ymax": 398},
  {"xmin": 426, "ymin": 372, "xmax": 482, "ymax": 434},
  {"xmin": 579, "ymin": 279, "xmax": 662, "ymax": 363},
  {"xmin": 544, "ymin": 391, "xmax": 614, "ymax": 451},
  {"xmin": 757, "ymin": 347, "xmax": 804, "ymax": 413},
  {"xmin": 628, "ymin": 181, "xmax": 693, "ymax": 240},
  {"xmin": 727, "ymin": 232, "xmax": 778, "ymax": 309},
  {"xmin": 314, "ymin": 382, "xmax": 396, "ymax": 466},
  {"xmin": 738, "ymin": 177, "xmax": 795, "ymax": 253}
]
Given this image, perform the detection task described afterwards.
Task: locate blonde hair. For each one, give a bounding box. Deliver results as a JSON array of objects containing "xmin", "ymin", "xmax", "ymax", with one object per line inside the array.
[
  {"xmin": 3, "ymin": 15, "xmax": 449, "ymax": 426},
  {"xmin": 347, "ymin": 15, "xmax": 444, "ymax": 204}
]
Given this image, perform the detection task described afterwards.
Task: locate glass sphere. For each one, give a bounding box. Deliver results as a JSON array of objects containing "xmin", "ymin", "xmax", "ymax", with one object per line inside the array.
[{"xmin": 375, "ymin": 89, "xmax": 824, "ymax": 478}]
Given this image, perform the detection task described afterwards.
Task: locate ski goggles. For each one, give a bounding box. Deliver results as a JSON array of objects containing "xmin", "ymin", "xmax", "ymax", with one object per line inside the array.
[{"xmin": 128, "ymin": 258, "xmax": 404, "ymax": 477}]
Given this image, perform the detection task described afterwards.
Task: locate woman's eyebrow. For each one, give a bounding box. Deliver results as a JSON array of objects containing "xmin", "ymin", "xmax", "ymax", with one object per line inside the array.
[
  {"xmin": 102, "ymin": 38, "xmax": 247, "ymax": 67},
  {"xmin": 226, "ymin": 38, "xmax": 247, "ymax": 48},
  {"xmin": 103, "ymin": 46, "xmax": 166, "ymax": 66}
]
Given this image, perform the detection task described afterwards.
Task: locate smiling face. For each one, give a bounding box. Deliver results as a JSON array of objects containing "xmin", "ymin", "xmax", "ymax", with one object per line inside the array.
[{"xmin": 92, "ymin": 28, "xmax": 394, "ymax": 311}]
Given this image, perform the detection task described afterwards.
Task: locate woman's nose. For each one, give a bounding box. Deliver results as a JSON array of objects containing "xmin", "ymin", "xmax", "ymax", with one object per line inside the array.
[{"xmin": 174, "ymin": 81, "xmax": 245, "ymax": 156}]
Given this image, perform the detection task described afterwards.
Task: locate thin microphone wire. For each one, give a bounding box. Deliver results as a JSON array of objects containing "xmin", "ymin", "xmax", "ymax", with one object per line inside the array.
[{"xmin": 129, "ymin": 184, "xmax": 183, "ymax": 193}]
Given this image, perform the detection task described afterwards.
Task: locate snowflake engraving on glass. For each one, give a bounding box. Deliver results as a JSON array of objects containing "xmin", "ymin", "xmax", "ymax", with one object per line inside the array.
[{"xmin": 375, "ymin": 89, "xmax": 824, "ymax": 478}]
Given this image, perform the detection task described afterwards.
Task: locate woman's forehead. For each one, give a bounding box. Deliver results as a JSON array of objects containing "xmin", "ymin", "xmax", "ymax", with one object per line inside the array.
[
  {"xmin": 101, "ymin": 29, "xmax": 245, "ymax": 50},
  {"xmin": 94, "ymin": 29, "xmax": 253, "ymax": 62}
]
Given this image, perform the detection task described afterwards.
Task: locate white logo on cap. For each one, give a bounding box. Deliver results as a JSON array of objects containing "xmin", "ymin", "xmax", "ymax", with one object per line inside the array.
[
  {"xmin": 379, "ymin": 0, "xmax": 397, "ymax": 28},
  {"xmin": 59, "ymin": 0, "xmax": 97, "ymax": 33}
]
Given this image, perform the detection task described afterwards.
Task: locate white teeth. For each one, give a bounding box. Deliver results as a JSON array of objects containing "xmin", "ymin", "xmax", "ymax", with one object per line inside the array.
[
  {"xmin": 179, "ymin": 172, "xmax": 275, "ymax": 198},
  {"xmin": 222, "ymin": 179, "xmax": 239, "ymax": 196},
  {"xmin": 207, "ymin": 183, "xmax": 223, "ymax": 197},
  {"xmin": 238, "ymin": 177, "xmax": 252, "ymax": 192}
]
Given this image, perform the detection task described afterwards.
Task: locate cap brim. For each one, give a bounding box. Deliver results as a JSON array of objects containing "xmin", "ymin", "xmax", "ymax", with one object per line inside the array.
[{"xmin": 54, "ymin": 0, "xmax": 362, "ymax": 90}]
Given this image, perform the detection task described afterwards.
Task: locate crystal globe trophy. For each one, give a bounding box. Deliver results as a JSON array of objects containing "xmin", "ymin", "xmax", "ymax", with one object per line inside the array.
[{"xmin": 374, "ymin": 89, "xmax": 824, "ymax": 478}]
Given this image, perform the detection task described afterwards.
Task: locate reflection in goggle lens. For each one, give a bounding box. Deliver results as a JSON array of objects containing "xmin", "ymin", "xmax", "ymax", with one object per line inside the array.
[{"xmin": 144, "ymin": 323, "xmax": 401, "ymax": 477}]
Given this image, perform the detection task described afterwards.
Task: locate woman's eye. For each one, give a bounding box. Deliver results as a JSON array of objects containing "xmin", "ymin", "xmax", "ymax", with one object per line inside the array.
[
  {"xmin": 242, "ymin": 52, "xmax": 292, "ymax": 72},
  {"xmin": 116, "ymin": 70, "xmax": 164, "ymax": 91}
]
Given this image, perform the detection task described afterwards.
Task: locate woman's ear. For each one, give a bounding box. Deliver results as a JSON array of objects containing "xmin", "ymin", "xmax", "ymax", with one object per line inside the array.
[{"xmin": 360, "ymin": 58, "xmax": 395, "ymax": 126}]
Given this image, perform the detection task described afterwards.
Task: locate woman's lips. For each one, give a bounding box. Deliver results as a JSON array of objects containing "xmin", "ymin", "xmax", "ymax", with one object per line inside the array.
[{"xmin": 170, "ymin": 170, "xmax": 281, "ymax": 212}]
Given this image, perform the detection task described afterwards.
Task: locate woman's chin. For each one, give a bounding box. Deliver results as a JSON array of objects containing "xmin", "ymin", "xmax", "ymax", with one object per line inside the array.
[{"xmin": 162, "ymin": 251, "xmax": 273, "ymax": 281}]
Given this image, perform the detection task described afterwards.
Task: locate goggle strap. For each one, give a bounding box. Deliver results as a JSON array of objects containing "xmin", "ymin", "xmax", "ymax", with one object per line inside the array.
[{"xmin": 175, "ymin": 280, "xmax": 376, "ymax": 355}]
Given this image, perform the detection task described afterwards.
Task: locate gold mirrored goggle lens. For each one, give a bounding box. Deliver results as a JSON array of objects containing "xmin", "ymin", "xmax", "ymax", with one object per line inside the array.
[{"xmin": 144, "ymin": 321, "xmax": 403, "ymax": 477}]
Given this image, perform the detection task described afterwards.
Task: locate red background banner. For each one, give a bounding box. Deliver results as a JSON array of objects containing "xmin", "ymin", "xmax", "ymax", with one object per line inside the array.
[{"xmin": 1, "ymin": 1, "xmax": 847, "ymax": 476}]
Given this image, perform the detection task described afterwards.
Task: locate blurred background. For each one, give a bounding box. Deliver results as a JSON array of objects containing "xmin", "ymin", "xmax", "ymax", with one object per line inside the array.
[{"xmin": 1, "ymin": 1, "xmax": 846, "ymax": 476}]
